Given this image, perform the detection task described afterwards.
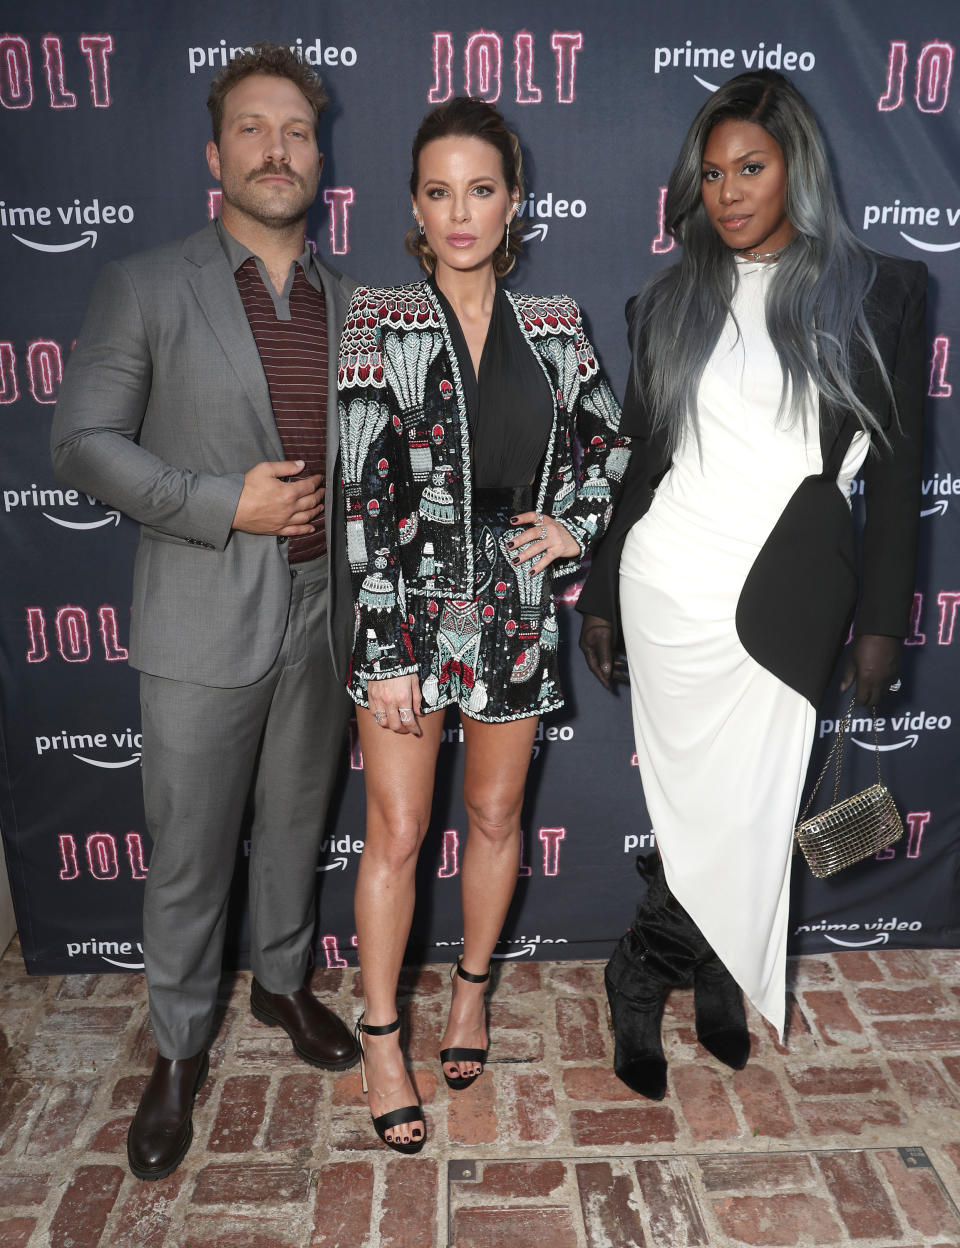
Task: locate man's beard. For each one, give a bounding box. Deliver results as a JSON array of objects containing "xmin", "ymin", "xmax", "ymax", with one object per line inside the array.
[{"xmin": 222, "ymin": 161, "xmax": 317, "ymax": 228}]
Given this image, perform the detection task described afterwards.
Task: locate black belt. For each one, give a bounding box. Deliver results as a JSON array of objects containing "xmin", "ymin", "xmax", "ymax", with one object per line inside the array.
[{"xmin": 472, "ymin": 485, "xmax": 534, "ymax": 513}]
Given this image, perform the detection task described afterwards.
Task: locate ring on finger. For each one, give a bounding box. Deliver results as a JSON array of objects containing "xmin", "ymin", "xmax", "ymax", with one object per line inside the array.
[
  {"xmin": 373, "ymin": 710, "xmax": 387, "ymax": 724},
  {"xmin": 398, "ymin": 708, "xmax": 412, "ymax": 722},
  {"xmin": 539, "ymin": 521, "xmax": 547, "ymax": 541}
]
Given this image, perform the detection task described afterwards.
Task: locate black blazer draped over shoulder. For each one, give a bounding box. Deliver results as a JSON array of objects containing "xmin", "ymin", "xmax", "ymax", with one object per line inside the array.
[{"xmin": 576, "ymin": 254, "xmax": 928, "ymax": 707}]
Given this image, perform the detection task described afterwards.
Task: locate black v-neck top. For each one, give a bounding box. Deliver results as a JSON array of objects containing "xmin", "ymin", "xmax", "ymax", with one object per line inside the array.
[{"xmin": 430, "ymin": 276, "xmax": 553, "ymax": 490}]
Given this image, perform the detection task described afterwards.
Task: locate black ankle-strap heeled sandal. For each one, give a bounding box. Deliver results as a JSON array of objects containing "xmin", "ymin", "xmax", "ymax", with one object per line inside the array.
[
  {"xmin": 356, "ymin": 1014, "xmax": 426, "ymax": 1154},
  {"xmin": 439, "ymin": 958, "xmax": 491, "ymax": 1091}
]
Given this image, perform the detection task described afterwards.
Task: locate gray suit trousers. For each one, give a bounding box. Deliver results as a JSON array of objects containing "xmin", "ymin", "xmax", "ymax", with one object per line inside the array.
[{"xmin": 140, "ymin": 556, "xmax": 350, "ymax": 1058}]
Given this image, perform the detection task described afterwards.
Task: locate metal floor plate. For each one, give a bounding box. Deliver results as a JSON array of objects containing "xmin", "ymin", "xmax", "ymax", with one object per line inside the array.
[{"xmin": 447, "ymin": 1146, "xmax": 960, "ymax": 1248}]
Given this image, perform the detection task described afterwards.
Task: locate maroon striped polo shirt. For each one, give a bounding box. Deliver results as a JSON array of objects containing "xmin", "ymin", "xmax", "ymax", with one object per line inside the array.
[{"xmin": 233, "ymin": 254, "xmax": 329, "ymax": 563}]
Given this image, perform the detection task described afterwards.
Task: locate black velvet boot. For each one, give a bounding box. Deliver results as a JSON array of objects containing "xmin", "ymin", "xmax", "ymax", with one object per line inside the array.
[
  {"xmin": 654, "ymin": 870, "xmax": 752, "ymax": 1070},
  {"xmin": 604, "ymin": 853, "xmax": 700, "ymax": 1101},
  {"xmin": 693, "ymin": 956, "xmax": 750, "ymax": 1070},
  {"xmin": 604, "ymin": 930, "xmax": 670, "ymax": 1100}
]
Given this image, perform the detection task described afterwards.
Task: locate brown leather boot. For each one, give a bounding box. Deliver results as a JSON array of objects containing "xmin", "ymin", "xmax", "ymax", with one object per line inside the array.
[
  {"xmin": 250, "ymin": 979, "xmax": 359, "ymax": 1069},
  {"xmin": 126, "ymin": 1050, "xmax": 209, "ymax": 1181}
]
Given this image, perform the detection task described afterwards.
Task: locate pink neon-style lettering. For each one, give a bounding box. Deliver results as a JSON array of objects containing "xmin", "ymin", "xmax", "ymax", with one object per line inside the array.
[
  {"xmin": 904, "ymin": 592, "xmax": 925, "ymax": 646},
  {"xmin": 125, "ymin": 832, "xmax": 148, "ymax": 879},
  {"xmin": 652, "ymin": 185, "xmax": 675, "ymax": 255},
  {"xmin": 58, "ymin": 834, "xmax": 80, "ymax": 880},
  {"xmin": 79, "ymin": 34, "xmax": 112, "ymax": 107},
  {"xmin": 321, "ymin": 934, "xmax": 348, "ymax": 968},
  {"xmin": 878, "ymin": 41, "xmax": 907, "ymax": 111},
  {"xmin": 42, "ymin": 36, "xmax": 76, "ymax": 108},
  {"xmin": 514, "ymin": 32, "xmax": 541, "ymax": 104},
  {"xmin": 556, "ymin": 576, "xmax": 585, "ymax": 607},
  {"xmin": 551, "ymin": 33, "xmax": 582, "ymax": 104},
  {"xmin": 517, "ymin": 828, "xmax": 532, "ymax": 877},
  {"xmin": 98, "ymin": 606, "xmax": 129, "ymax": 661},
  {"xmin": 348, "ymin": 719, "xmax": 363, "ymax": 770},
  {"xmin": 437, "ymin": 829, "xmax": 460, "ymax": 878},
  {"xmin": 324, "ymin": 187, "xmax": 354, "ymax": 255},
  {"xmin": 465, "ymin": 31, "xmax": 502, "ymax": 102},
  {"xmin": 207, "ymin": 189, "xmax": 222, "ymax": 220},
  {"xmin": 539, "ymin": 826, "xmax": 565, "ymax": 876},
  {"xmin": 0, "ymin": 36, "xmax": 33, "ymax": 109},
  {"xmin": 429, "ymin": 32, "xmax": 453, "ymax": 103},
  {"xmin": 26, "ymin": 339, "xmax": 63, "ymax": 405},
  {"xmin": 86, "ymin": 832, "xmax": 119, "ymax": 880},
  {"xmin": 0, "ymin": 344, "xmax": 19, "ymax": 404},
  {"xmin": 928, "ymin": 335, "xmax": 952, "ymax": 397},
  {"xmin": 936, "ymin": 591, "xmax": 960, "ymax": 645},
  {"xmin": 56, "ymin": 606, "xmax": 91, "ymax": 662},
  {"xmin": 915, "ymin": 41, "xmax": 954, "ymax": 113},
  {"xmin": 26, "ymin": 608, "xmax": 48, "ymax": 663},
  {"xmin": 905, "ymin": 810, "xmax": 931, "ymax": 858}
]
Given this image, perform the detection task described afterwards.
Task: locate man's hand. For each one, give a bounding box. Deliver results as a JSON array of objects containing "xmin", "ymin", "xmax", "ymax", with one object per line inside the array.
[
  {"xmin": 840, "ymin": 633, "xmax": 903, "ymax": 707},
  {"xmin": 579, "ymin": 613, "xmax": 622, "ymax": 690},
  {"xmin": 232, "ymin": 459, "xmax": 324, "ymax": 536}
]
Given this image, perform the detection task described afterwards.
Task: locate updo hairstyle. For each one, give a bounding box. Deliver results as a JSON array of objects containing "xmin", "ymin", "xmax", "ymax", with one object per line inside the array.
[{"xmin": 406, "ymin": 96, "xmax": 524, "ymax": 277}]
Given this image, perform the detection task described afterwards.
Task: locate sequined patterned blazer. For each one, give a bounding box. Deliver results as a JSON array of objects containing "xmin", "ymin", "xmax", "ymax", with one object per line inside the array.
[{"xmin": 338, "ymin": 281, "xmax": 630, "ymax": 685}]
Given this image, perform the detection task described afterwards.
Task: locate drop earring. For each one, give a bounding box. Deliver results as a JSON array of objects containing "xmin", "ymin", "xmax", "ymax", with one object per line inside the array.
[
  {"xmin": 419, "ymin": 222, "xmax": 425, "ymax": 237},
  {"xmin": 504, "ymin": 225, "xmax": 509, "ymax": 257}
]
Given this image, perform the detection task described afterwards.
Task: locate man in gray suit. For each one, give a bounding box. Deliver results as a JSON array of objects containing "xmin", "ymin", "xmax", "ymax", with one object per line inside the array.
[{"xmin": 51, "ymin": 44, "xmax": 358, "ymax": 1180}]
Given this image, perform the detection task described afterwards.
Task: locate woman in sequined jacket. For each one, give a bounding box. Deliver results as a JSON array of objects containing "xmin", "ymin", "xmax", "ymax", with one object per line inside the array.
[
  {"xmin": 339, "ymin": 287, "xmax": 627, "ymax": 694},
  {"xmin": 338, "ymin": 97, "xmax": 629, "ymax": 1155}
]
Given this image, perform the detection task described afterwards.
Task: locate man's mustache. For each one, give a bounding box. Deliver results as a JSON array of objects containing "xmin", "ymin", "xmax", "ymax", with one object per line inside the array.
[{"xmin": 246, "ymin": 163, "xmax": 303, "ymax": 186}]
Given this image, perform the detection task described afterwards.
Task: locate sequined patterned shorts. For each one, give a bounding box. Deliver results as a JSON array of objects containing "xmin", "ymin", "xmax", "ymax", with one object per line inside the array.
[{"xmin": 409, "ymin": 486, "xmax": 563, "ymax": 723}]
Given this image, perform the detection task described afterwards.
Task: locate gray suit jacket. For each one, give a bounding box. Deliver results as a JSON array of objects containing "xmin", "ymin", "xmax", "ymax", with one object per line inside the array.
[{"xmin": 51, "ymin": 221, "xmax": 356, "ymax": 687}]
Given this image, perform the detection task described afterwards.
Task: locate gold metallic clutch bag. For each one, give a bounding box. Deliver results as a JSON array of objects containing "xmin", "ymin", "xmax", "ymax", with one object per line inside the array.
[{"xmin": 795, "ymin": 698, "xmax": 903, "ymax": 879}]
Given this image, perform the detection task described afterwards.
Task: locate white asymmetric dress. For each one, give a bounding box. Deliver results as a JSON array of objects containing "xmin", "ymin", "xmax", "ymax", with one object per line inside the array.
[{"xmin": 619, "ymin": 259, "xmax": 870, "ymax": 1037}]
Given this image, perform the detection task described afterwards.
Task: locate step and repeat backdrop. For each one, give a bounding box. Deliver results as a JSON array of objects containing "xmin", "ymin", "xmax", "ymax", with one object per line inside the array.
[{"xmin": 1, "ymin": 0, "xmax": 957, "ymax": 975}]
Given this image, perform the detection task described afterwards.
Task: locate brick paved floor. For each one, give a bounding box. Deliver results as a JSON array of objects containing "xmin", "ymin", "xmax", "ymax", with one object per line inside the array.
[{"xmin": 2, "ymin": 942, "xmax": 960, "ymax": 1246}]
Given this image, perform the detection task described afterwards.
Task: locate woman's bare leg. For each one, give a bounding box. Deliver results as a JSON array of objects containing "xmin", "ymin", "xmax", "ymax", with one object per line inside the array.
[
  {"xmin": 439, "ymin": 713, "xmax": 539, "ymax": 1081},
  {"xmin": 354, "ymin": 706, "xmax": 445, "ymax": 1144}
]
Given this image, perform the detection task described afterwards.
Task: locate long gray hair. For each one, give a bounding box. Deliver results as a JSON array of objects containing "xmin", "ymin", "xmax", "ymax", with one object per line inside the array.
[{"xmin": 632, "ymin": 70, "xmax": 893, "ymax": 453}]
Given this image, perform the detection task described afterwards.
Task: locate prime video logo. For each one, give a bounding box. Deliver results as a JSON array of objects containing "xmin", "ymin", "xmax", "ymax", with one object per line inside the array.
[
  {"xmin": 66, "ymin": 938, "xmax": 144, "ymax": 969},
  {"xmin": 653, "ymin": 40, "xmax": 815, "ymax": 90},
  {"xmin": 515, "ymin": 191, "xmax": 587, "ymax": 244},
  {"xmin": 187, "ymin": 37, "xmax": 357, "ymax": 74},
  {"xmin": 794, "ymin": 917, "xmax": 923, "ymax": 948},
  {"xmin": 861, "ymin": 198, "xmax": 960, "ymax": 254}
]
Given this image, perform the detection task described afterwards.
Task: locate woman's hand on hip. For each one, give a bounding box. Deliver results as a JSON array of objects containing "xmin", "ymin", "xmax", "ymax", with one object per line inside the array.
[
  {"xmin": 367, "ymin": 673, "xmax": 423, "ymax": 736},
  {"xmin": 506, "ymin": 510, "xmax": 580, "ymax": 573},
  {"xmin": 840, "ymin": 634, "xmax": 903, "ymax": 707}
]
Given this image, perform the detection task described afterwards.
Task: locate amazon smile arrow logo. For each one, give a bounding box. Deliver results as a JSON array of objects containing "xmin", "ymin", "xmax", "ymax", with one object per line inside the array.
[
  {"xmin": 317, "ymin": 857, "xmax": 348, "ymax": 872},
  {"xmin": 2, "ymin": 198, "xmax": 136, "ymax": 249},
  {"xmin": 73, "ymin": 752, "xmax": 141, "ymax": 769},
  {"xmin": 491, "ymin": 943, "xmax": 538, "ymax": 959},
  {"xmin": 13, "ymin": 229, "xmax": 97, "ymax": 253},
  {"xmin": 825, "ymin": 933, "xmax": 890, "ymax": 948},
  {"xmin": 851, "ymin": 734, "xmax": 919, "ymax": 752},
  {"xmin": 43, "ymin": 509, "xmax": 121, "ymax": 531},
  {"xmin": 899, "ymin": 232, "xmax": 960, "ymax": 253}
]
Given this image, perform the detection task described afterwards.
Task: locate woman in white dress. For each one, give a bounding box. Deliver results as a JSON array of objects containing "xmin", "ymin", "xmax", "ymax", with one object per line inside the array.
[{"xmin": 578, "ymin": 70, "xmax": 926, "ymax": 1099}]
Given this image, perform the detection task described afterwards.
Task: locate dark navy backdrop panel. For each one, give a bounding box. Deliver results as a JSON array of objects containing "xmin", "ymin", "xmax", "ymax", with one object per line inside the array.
[{"xmin": 1, "ymin": 0, "xmax": 957, "ymax": 974}]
